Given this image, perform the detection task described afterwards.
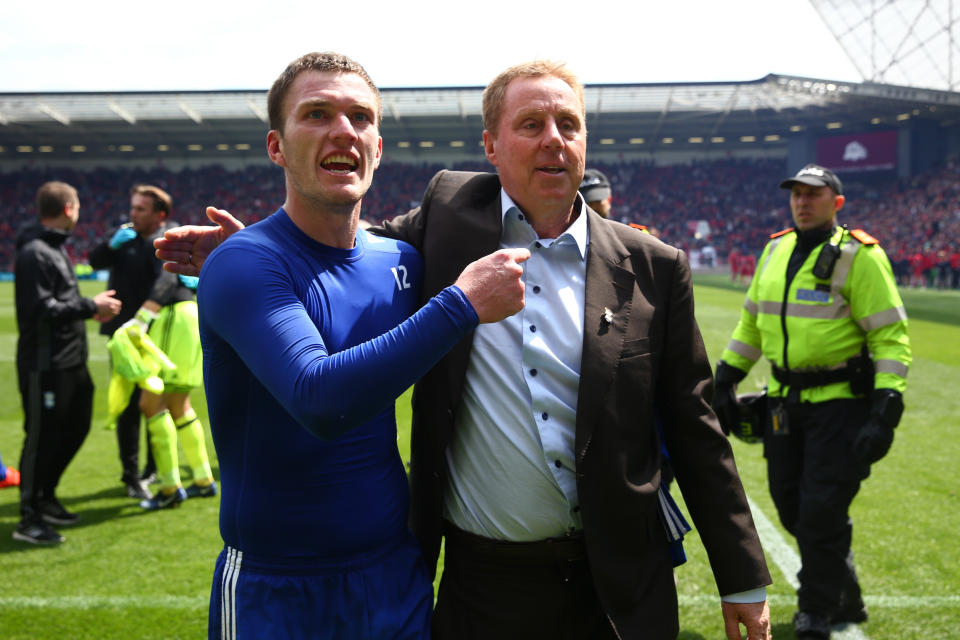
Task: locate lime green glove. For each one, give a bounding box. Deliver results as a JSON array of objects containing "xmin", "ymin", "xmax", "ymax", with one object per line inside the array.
[
  {"xmin": 104, "ymin": 371, "xmax": 135, "ymax": 430},
  {"xmin": 135, "ymin": 328, "xmax": 176, "ymax": 374},
  {"xmin": 108, "ymin": 322, "xmax": 176, "ymax": 389},
  {"xmin": 108, "ymin": 324, "xmax": 155, "ymax": 381}
]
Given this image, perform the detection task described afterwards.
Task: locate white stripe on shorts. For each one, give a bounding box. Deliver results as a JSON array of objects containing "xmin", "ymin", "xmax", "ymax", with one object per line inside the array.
[{"xmin": 221, "ymin": 547, "xmax": 243, "ymax": 640}]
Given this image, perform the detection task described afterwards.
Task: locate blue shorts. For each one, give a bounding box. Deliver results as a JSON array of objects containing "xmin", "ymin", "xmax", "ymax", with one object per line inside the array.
[{"xmin": 209, "ymin": 534, "xmax": 433, "ymax": 639}]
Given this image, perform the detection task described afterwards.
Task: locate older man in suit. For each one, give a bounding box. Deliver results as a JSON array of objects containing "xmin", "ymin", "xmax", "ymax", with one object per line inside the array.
[{"xmin": 156, "ymin": 59, "xmax": 771, "ymax": 640}]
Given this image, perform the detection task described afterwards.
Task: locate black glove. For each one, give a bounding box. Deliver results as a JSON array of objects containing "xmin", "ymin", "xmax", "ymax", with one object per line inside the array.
[
  {"xmin": 713, "ymin": 361, "xmax": 747, "ymax": 436},
  {"xmin": 853, "ymin": 389, "xmax": 904, "ymax": 470}
]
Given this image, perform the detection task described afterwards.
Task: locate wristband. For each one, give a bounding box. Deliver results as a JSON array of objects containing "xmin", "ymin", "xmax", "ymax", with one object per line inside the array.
[{"xmin": 135, "ymin": 308, "xmax": 158, "ymax": 328}]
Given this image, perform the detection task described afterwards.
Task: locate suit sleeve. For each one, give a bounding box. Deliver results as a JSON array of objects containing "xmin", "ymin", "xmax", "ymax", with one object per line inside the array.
[
  {"xmin": 658, "ymin": 249, "xmax": 772, "ymax": 595},
  {"xmin": 373, "ymin": 170, "xmax": 445, "ymax": 251}
]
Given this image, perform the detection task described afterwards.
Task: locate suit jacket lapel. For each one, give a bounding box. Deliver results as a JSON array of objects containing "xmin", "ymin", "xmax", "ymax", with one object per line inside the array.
[{"xmin": 576, "ymin": 212, "xmax": 635, "ymax": 463}]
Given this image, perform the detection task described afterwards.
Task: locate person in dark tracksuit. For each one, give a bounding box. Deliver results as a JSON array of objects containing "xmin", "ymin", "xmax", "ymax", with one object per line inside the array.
[
  {"xmin": 88, "ymin": 185, "xmax": 174, "ymax": 500},
  {"xmin": 13, "ymin": 181, "xmax": 122, "ymax": 545}
]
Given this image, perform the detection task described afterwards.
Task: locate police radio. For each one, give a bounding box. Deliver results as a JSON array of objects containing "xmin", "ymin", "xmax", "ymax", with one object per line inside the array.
[{"xmin": 812, "ymin": 226, "xmax": 845, "ymax": 279}]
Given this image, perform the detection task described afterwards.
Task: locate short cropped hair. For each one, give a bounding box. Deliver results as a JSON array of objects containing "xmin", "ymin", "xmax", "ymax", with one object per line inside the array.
[
  {"xmin": 36, "ymin": 181, "xmax": 79, "ymax": 220},
  {"xmin": 482, "ymin": 60, "xmax": 585, "ymax": 136},
  {"xmin": 267, "ymin": 52, "xmax": 382, "ymax": 133},
  {"xmin": 131, "ymin": 184, "xmax": 172, "ymax": 215}
]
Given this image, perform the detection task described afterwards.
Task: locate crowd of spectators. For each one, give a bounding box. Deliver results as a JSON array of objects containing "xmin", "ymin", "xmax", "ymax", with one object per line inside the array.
[{"xmin": 2, "ymin": 156, "xmax": 959, "ymax": 288}]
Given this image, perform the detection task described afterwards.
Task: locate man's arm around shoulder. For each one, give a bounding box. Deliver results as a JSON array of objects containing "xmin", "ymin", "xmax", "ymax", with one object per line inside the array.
[
  {"xmin": 374, "ymin": 170, "xmax": 500, "ymax": 250},
  {"xmin": 374, "ymin": 169, "xmax": 450, "ymax": 249}
]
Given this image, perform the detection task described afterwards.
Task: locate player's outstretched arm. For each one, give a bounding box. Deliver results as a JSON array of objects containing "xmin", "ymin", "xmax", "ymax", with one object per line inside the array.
[
  {"xmin": 454, "ymin": 248, "xmax": 530, "ymax": 324},
  {"xmin": 202, "ymin": 241, "xmax": 525, "ymax": 438},
  {"xmin": 154, "ymin": 206, "xmax": 244, "ymax": 276}
]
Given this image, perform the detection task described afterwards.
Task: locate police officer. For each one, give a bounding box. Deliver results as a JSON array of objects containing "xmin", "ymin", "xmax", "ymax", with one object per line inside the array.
[
  {"xmin": 578, "ymin": 168, "xmax": 613, "ymax": 218},
  {"xmin": 579, "ymin": 169, "xmax": 657, "ymax": 235},
  {"xmin": 712, "ymin": 164, "xmax": 910, "ymax": 640}
]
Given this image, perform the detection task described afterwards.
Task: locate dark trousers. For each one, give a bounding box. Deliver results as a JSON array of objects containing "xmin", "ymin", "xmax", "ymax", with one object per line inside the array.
[
  {"xmin": 17, "ymin": 365, "xmax": 94, "ymax": 522},
  {"xmin": 764, "ymin": 397, "xmax": 867, "ymax": 616},
  {"xmin": 432, "ymin": 522, "xmax": 619, "ymax": 640},
  {"xmin": 115, "ymin": 387, "xmax": 154, "ymax": 483}
]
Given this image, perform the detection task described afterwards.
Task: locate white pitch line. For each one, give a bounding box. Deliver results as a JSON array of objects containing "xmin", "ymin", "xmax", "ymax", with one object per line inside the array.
[
  {"xmin": 0, "ymin": 593, "xmax": 956, "ymax": 611},
  {"xmin": 747, "ymin": 495, "xmax": 869, "ymax": 640},
  {"xmin": 0, "ymin": 595, "xmax": 207, "ymax": 609},
  {"xmin": 676, "ymin": 594, "xmax": 960, "ymax": 607}
]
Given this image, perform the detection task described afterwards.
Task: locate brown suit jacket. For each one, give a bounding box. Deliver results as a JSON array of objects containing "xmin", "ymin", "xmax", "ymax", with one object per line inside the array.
[{"xmin": 380, "ymin": 170, "xmax": 770, "ymax": 639}]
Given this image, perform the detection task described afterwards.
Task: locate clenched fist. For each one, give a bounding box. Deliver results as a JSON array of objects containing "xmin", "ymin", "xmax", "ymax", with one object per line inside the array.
[{"xmin": 455, "ymin": 248, "xmax": 530, "ymax": 324}]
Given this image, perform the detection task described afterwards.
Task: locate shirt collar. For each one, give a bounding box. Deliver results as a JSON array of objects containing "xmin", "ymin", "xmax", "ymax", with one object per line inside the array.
[{"xmin": 499, "ymin": 189, "xmax": 588, "ymax": 260}]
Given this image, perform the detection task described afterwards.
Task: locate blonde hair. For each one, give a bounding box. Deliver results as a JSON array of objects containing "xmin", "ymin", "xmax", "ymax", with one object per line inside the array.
[{"xmin": 482, "ymin": 60, "xmax": 585, "ymax": 135}]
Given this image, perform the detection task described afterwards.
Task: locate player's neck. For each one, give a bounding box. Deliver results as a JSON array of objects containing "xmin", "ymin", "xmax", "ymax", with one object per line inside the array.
[{"xmin": 284, "ymin": 198, "xmax": 360, "ymax": 249}]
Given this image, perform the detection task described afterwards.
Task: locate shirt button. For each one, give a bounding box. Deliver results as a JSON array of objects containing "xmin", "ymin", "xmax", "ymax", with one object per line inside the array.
[
  {"xmin": 542, "ymin": 412, "xmax": 549, "ymax": 420},
  {"xmin": 533, "ymin": 285, "xmax": 541, "ymax": 294},
  {"xmin": 530, "ymin": 368, "xmax": 538, "ymax": 376},
  {"xmin": 535, "ymin": 241, "xmax": 542, "ymax": 249},
  {"xmin": 554, "ymin": 459, "xmax": 562, "ymax": 468},
  {"xmin": 517, "ymin": 212, "xmax": 524, "ymax": 220},
  {"xmin": 530, "ymin": 325, "xmax": 536, "ymax": 333}
]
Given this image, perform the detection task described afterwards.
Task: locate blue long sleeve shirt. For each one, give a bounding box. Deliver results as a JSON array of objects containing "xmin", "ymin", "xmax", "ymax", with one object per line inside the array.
[{"xmin": 199, "ymin": 209, "xmax": 477, "ymax": 558}]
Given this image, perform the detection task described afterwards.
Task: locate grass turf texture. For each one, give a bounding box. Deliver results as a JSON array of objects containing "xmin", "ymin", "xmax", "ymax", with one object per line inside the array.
[{"xmin": 1, "ymin": 277, "xmax": 958, "ymax": 638}]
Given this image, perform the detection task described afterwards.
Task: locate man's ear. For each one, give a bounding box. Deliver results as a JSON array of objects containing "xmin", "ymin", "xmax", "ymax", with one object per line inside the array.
[
  {"xmin": 482, "ymin": 130, "xmax": 497, "ymax": 167},
  {"xmin": 834, "ymin": 194, "xmax": 846, "ymax": 211},
  {"xmin": 266, "ymin": 130, "xmax": 286, "ymax": 168}
]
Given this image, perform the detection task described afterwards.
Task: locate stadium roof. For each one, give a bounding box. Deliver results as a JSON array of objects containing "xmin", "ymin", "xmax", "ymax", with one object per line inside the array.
[
  {"xmin": 2, "ymin": 73, "xmax": 959, "ymax": 161},
  {"xmin": 811, "ymin": 0, "xmax": 960, "ymax": 92}
]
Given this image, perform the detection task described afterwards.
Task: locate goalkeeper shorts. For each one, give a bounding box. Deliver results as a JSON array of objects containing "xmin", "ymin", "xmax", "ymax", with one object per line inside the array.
[{"xmin": 148, "ymin": 300, "xmax": 203, "ymax": 390}]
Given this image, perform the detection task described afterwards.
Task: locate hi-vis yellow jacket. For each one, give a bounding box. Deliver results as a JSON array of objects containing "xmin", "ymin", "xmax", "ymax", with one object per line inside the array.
[{"xmin": 720, "ymin": 225, "xmax": 910, "ymax": 402}]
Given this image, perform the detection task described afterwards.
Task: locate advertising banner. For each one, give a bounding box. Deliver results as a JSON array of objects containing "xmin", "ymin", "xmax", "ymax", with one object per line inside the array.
[{"xmin": 817, "ymin": 130, "xmax": 897, "ymax": 172}]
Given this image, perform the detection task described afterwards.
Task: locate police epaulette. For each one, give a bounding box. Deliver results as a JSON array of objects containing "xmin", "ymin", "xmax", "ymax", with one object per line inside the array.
[
  {"xmin": 850, "ymin": 229, "xmax": 878, "ymax": 245},
  {"xmin": 769, "ymin": 227, "xmax": 795, "ymax": 239},
  {"xmin": 629, "ymin": 223, "xmax": 649, "ymax": 233}
]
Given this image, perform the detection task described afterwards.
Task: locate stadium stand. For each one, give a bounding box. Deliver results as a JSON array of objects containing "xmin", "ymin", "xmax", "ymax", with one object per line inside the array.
[{"xmin": 2, "ymin": 156, "xmax": 959, "ymax": 288}]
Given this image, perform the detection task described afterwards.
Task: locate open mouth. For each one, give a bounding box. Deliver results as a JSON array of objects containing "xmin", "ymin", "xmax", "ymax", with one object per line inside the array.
[
  {"xmin": 321, "ymin": 154, "xmax": 358, "ymax": 175},
  {"xmin": 537, "ymin": 166, "xmax": 565, "ymax": 175}
]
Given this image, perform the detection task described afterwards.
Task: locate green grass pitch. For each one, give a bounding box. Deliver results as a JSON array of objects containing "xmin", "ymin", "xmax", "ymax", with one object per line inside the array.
[{"xmin": 1, "ymin": 277, "xmax": 958, "ymax": 639}]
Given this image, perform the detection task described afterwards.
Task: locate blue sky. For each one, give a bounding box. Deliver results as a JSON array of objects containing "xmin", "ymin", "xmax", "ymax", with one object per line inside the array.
[{"xmin": 1, "ymin": 0, "xmax": 862, "ymax": 92}]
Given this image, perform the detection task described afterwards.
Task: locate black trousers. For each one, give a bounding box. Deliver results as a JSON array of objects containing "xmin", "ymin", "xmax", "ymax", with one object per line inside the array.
[
  {"xmin": 17, "ymin": 365, "xmax": 94, "ymax": 522},
  {"xmin": 432, "ymin": 522, "xmax": 619, "ymax": 640},
  {"xmin": 115, "ymin": 386, "xmax": 155, "ymax": 483},
  {"xmin": 764, "ymin": 397, "xmax": 868, "ymax": 617}
]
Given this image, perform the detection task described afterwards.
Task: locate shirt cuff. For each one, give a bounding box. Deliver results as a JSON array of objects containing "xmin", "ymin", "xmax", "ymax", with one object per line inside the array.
[{"xmin": 720, "ymin": 587, "xmax": 767, "ymax": 604}]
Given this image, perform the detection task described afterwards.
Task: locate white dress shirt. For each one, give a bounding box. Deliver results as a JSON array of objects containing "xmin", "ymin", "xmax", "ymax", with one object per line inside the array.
[{"xmin": 443, "ymin": 190, "xmax": 587, "ymax": 541}]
